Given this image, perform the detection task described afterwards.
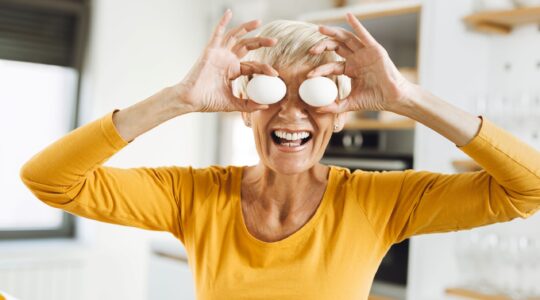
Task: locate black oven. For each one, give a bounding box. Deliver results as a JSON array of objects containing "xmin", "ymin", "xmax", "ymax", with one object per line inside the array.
[{"xmin": 322, "ymin": 128, "xmax": 414, "ymax": 299}]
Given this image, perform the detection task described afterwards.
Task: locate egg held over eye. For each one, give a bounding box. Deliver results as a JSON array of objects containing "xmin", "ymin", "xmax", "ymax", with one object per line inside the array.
[
  {"xmin": 246, "ymin": 75, "xmax": 287, "ymax": 105},
  {"xmin": 299, "ymin": 77, "xmax": 338, "ymax": 107}
]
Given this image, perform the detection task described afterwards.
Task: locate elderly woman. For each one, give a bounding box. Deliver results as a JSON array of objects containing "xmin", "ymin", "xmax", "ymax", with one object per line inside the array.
[{"xmin": 20, "ymin": 10, "xmax": 540, "ymax": 300}]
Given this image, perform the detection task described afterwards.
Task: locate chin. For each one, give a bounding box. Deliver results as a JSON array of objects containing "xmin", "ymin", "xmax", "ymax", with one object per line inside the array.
[{"xmin": 266, "ymin": 158, "xmax": 316, "ymax": 175}]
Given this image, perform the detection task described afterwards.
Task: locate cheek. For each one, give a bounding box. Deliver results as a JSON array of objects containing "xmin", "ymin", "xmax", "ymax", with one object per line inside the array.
[
  {"xmin": 250, "ymin": 111, "xmax": 273, "ymax": 141},
  {"xmin": 309, "ymin": 111, "xmax": 335, "ymax": 131}
]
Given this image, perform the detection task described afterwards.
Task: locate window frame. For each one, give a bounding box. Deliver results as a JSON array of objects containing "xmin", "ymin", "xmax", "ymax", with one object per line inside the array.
[
  {"xmin": 0, "ymin": 0, "xmax": 90, "ymax": 240},
  {"xmin": 0, "ymin": 214, "xmax": 76, "ymax": 240}
]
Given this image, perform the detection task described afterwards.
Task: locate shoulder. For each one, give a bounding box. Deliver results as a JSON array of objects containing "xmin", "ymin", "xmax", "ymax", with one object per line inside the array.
[
  {"xmin": 328, "ymin": 166, "xmax": 416, "ymax": 204},
  {"xmin": 329, "ymin": 165, "xmax": 409, "ymax": 187},
  {"xmin": 149, "ymin": 165, "xmax": 240, "ymax": 188},
  {"xmin": 173, "ymin": 165, "xmax": 241, "ymax": 190},
  {"xmin": 191, "ymin": 165, "xmax": 239, "ymax": 181}
]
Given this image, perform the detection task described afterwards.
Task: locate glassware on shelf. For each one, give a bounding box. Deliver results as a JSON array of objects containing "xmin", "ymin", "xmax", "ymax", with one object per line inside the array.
[
  {"xmin": 454, "ymin": 232, "xmax": 540, "ymax": 298},
  {"xmin": 473, "ymin": 90, "xmax": 540, "ymax": 146}
]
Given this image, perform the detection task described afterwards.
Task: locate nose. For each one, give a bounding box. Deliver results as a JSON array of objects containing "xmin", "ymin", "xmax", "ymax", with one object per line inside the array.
[{"xmin": 277, "ymin": 92, "xmax": 309, "ymax": 120}]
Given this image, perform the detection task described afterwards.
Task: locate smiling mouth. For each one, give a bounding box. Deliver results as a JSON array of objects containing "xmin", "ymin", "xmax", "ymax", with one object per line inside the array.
[{"xmin": 270, "ymin": 130, "xmax": 313, "ymax": 148}]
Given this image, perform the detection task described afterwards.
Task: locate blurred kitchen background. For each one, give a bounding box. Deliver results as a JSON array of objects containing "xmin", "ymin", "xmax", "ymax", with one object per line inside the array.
[{"xmin": 1, "ymin": 0, "xmax": 540, "ymax": 299}]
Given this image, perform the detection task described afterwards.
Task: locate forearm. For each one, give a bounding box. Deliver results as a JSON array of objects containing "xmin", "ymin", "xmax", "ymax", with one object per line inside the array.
[
  {"xmin": 19, "ymin": 86, "xmax": 191, "ymax": 201},
  {"xmin": 394, "ymin": 84, "xmax": 540, "ymax": 204},
  {"xmin": 112, "ymin": 86, "xmax": 192, "ymax": 143},
  {"xmin": 396, "ymin": 84, "xmax": 481, "ymax": 147}
]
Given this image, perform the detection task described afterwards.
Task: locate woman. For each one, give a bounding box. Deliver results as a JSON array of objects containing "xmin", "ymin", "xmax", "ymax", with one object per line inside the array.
[{"xmin": 20, "ymin": 10, "xmax": 540, "ymax": 300}]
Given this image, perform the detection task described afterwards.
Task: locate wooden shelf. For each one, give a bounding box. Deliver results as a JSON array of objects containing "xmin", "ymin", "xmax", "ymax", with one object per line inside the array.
[
  {"xmin": 344, "ymin": 118, "xmax": 415, "ymax": 130},
  {"xmin": 463, "ymin": 6, "xmax": 540, "ymax": 34},
  {"xmin": 446, "ymin": 287, "xmax": 540, "ymax": 300},
  {"xmin": 297, "ymin": 0, "xmax": 421, "ymax": 24}
]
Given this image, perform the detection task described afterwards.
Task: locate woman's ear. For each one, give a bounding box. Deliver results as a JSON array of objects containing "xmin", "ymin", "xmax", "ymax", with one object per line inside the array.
[
  {"xmin": 333, "ymin": 112, "xmax": 349, "ymax": 132},
  {"xmin": 241, "ymin": 112, "xmax": 252, "ymax": 127}
]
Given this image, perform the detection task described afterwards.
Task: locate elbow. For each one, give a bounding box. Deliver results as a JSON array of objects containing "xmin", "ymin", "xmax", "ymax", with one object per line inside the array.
[
  {"xmin": 19, "ymin": 161, "xmax": 36, "ymax": 192},
  {"xmin": 505, "ymin": 191, "xmax": 540, "ymax": 219},
  {"xmin": 19, "ymin": 162, "xmax": 72, "ymax": 206},
  {"xmin": 486, "ymin": 175, "xmax": 540, "ymax": 220}
]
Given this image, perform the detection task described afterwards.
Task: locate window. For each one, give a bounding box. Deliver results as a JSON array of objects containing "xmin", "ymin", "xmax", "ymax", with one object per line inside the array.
[{"xmin": 0, "ymin": 0, "xmax": 89, "ymax": 240}]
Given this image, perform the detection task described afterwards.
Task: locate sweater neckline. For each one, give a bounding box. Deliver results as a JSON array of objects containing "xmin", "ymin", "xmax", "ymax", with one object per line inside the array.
[{"xmin": 232, "ymin": 165, "xmax": 336, "ymax": 248}]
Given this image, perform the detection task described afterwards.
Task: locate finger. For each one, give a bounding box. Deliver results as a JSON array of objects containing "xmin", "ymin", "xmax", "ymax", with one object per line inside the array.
[
  {"xmin": 209, "ymin": 9, "xmax": 233, "ymax": 47},
  {"xmin": 224, "ymin": 19, "xmax": 262, "ymax": 47},
  {"xmin": 309, "ymin": 39, "xmax": 353, "ymax": 58},
  {"xmin": 234, "ymin": 61, "xmax": 278, "ymax": 79},
  {"xmin": 229, "ymin": 97, "xmax": 269, "ymax": 112},
  {"xmin": 319, "ymin": 25, "xmax": 364, "ymax": 50},
  {"xmin": 307, "ymin": 61, "xmax": 345, "ymax": 78},
  {"xmin": 315, "ymin": 98, "xmax": 351, "ymax": 114},
  {"xmin": 232, "ymin": 37, "xmax": 277, "ymax": 58},
  {"xmin": 346, "ymin": 13, "xmax": 377, "ymax": 46}
]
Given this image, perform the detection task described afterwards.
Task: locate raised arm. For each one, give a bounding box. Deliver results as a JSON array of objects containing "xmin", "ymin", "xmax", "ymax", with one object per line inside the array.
[
  {"xmin": 352, "ymin": 114, "xmax": 540, "ymax": 245},
  {"xmin": 386, "ymin": 86, "xmax": 540, "ymax": 243},
  {"xmin": 19, "ymin": 108, "xmax": 188, "ymax": 237},
  {"xmin": 112, "ymin": 9, "xmax": 279, "ymax": 142},
  {"xmin": 307, "ymin": 13, "xmax": 481, "ymax": 146},
  {"xmin": 19, "ymin": 10, "xmax": 278, "ymax": 242},
  {"xmin": 309, "ymin": 13, "xmax": 540, "ymax": 245}
]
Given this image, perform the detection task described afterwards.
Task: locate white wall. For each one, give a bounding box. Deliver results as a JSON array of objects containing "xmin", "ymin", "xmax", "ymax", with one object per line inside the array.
[
  {"xmin": 410, "ymin": 1, "xmax": 540, "ymax": 299},
  {"xmin": 76, "ymin": 1, "xmax": 217, "ymax": 299}
]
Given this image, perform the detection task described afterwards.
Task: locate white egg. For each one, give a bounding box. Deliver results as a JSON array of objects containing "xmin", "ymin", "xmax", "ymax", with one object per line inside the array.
[
  {"xmin": 299, "ymin": 77, "xmax": 338, "ymax": 107},
  {"xmin": 246, "ymin": 75, "xmax": 286, "ymax": 105}
]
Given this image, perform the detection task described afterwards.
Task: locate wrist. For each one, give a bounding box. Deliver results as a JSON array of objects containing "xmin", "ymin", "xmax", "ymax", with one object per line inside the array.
[
  {"xmin": 165, "ymin": 84, "xmax": 197, "ymax": 115},
  {"xmin": 386, "ymin": 82, "xmax": 422, "ymax": 117}
]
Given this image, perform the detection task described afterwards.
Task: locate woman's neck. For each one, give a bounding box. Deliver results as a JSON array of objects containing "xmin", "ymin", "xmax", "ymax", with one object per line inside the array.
[{"xmin": 241, "ymin": 163, "xmax": 330, "ymax": 216}]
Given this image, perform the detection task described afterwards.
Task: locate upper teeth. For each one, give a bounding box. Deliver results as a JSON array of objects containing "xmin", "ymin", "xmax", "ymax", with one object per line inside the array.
[{"xmin": 274, "ymin": 130, "xmax": 310, "ymax": 141}]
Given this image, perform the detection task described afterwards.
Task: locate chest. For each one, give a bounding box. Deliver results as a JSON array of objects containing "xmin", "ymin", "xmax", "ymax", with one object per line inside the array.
[
  {"xmin": 191, "ymin": 208, "xmax": 384, "ymax": 300},
  {"xmin": 240, "ymin": 196, "xmax": 323, "ymax": 243}
]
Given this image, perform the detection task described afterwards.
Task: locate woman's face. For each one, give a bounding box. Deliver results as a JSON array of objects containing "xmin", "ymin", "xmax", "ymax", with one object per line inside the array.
[{"xmin": 243, "ymin": 64, "xmax": 346, "ymax": 175}]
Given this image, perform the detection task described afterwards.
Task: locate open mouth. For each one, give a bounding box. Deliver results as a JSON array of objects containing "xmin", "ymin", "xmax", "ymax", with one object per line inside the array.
[{"xmin": 270, "ymin": 129, "xmax": 313, "ymax": 148}]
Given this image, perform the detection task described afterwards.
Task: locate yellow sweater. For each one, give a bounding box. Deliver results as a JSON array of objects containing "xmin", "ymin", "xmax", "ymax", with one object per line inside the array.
[{"xmin": 20, "ymin": 109, "xmax": 540, "ymax": 300}]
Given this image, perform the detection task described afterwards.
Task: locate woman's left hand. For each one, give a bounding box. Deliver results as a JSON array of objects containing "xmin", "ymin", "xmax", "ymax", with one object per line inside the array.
[{"xmin": 307, "ymin": 13, "xmax": 415, "ymax": 114}]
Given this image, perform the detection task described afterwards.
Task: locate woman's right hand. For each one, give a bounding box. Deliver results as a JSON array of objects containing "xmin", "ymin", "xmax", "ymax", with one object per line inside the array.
[{"xmin": 174, "ymin": 10, "xmax": 278, "ymax": 113}]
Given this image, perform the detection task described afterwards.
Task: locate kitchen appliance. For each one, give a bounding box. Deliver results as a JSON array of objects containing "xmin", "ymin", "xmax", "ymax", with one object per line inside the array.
[{"xmin": 322, "ymin": 127, "xmax": 415, "ymax": 299}]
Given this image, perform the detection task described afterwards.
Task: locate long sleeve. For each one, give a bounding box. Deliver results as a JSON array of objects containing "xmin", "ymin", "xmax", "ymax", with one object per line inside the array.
[
  {"xmin": 354, "ymin": 116, "xmax": 540, "ymax": 245},
  {"xmin": 19, "ymin": 109, "xmax": 189, "ymax": 241}
]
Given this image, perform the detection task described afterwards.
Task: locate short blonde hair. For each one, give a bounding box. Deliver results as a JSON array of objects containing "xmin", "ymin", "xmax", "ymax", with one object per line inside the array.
[{"xmin": 233, "ymin": 20, "xmax": 351, "ymax": 100}]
